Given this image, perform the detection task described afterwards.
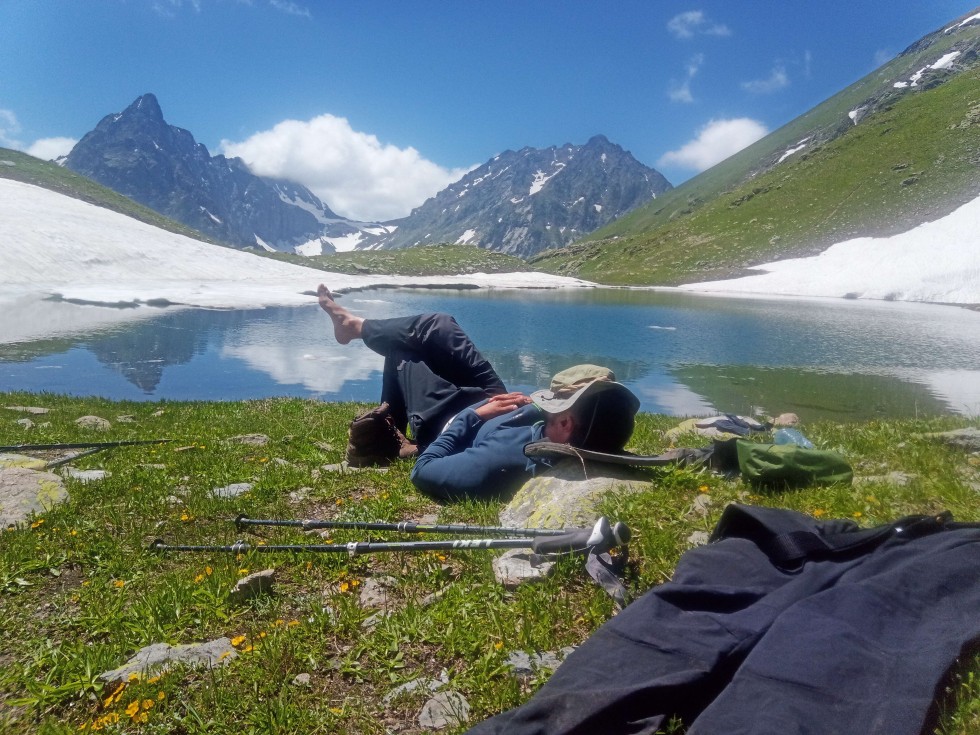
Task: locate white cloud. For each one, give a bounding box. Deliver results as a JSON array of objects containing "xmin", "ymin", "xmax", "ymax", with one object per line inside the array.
[
  {"xmin": 269, "ymin": 0, "xmax": 311, "ymax": 17},
  {"xmin": 658, "ymin": 118, "xmax": 769, "ymax": 172},
  {"xmin": 220, "ymin": 114, "xmax": 473, "ymax": 222},
  {"xmin": 667, "ymin": 11, "xmax": 731, "ymax": 40},
  {"xmin": 741, "ymin": 65, "xmax": 790, "ymax": 94},
  {"xmin": 669, "ymin": 53, "xmax": 704, "ymax": 103},
  {"xmin": 0, "ymin": 108, "xmax": 23, "ymax": 149},
  {"xmin": 26, "ymin": 137, "xmax": 77, "ymax": 161}
]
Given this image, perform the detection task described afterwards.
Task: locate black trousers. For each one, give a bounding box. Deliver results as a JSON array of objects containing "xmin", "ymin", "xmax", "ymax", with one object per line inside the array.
[
  {"xmin": 361, "ymin": 313, "xmax": 506, "ymax": 448},
  {"xmin": 466, "ymin": 505, "xmax": 980, "ymax": 735}
]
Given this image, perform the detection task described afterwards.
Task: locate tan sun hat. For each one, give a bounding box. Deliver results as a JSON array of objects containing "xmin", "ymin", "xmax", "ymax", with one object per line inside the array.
[{"xmin": 530, "ymin": 364, "xmax": 640, "ymax": 415}]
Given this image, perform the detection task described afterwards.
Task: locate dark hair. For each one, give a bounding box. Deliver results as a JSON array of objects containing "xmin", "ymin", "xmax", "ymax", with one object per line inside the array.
[{"xmin": 570, "ymin": 390, "xmax": 636, "ymax": 453}]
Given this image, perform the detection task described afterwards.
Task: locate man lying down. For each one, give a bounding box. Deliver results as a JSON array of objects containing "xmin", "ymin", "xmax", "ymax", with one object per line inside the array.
[{"xmin": 317, "ymin": 284, "xmax": 640, "ymax": 500}]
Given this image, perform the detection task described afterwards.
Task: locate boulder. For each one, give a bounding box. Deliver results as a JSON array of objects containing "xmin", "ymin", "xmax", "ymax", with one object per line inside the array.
[
  {"xmin": 500, "ymin": 460, "xmax": 650, "ymax": 530},
  {"xmin": 0, "ymin": 467, "xmax": 68, "ymax": 528}
]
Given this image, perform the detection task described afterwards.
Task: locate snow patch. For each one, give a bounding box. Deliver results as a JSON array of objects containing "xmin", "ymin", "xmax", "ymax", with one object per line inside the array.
[
  {"xmin": 679, "ymin": 193, "xmax": 980, "ymax": 304},
  {"xmin": 456, "ymin": 229, "xmax": 478, "ymax": 245},
  {"xmin": 529, "ymin": 163, "xmax": 565, "ymax": 196}
]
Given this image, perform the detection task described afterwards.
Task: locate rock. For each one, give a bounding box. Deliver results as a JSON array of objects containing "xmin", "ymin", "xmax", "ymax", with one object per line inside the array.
[
  {"xmin": 500, "ymin": 460, "xmax": 650, "ymax": 530},
  {"xmin": 0, "ymin": 467, "xmax": 68, "ymax": 528},
  {"xmin": 854, "ymin": 471, "xmax": 915, "ymax": 487},
  {"xmin": 15, "ymin": 419, "xmax": 33, "ymax": 429},
  {"xmin": 288, "ymin": 487, "xmax": 312, "ymax": 502},
  {"xmin": 212, "ymin": 482, "xmax": 253, "ymax": 498},
  {"xmin": 361, "ymin": 610, "xmax": 391, "ymax": 629},
  {"xmin": 116, "ymin": 415, "xmax": 136, "ymax": 423},
  {"xmin": 75, "ymin": 415, "xmax": 112, "ymax": 431},
  {"xmin": 492, "ymin": 550, "xmax": 554, "ymax": 589},
  {"xmin": 98, "ymin": 638, "xmax": 237, "ymax": 683},
  {"xmin": 292, "ymin": 673, "xmax": 311, "ymax": 687},
  {"xmin": 418, "ymin": 690, "xmax": 470, "ymax": 730},
  {"xmin": 504, "ymin": 647, "xmax": 576, "ymax": 678},
  {"xmin": 383, "ymin": 669, "xmax": 449, "ymax": 704},
  {"xmin": 920, "ymin": 428, "xmax": 980, "ymax": 453},
  {"xmin": 319, "ymin": 462, "xmax": 388, "ymax": 474},
  {"xmin": 228, "ymin": 569, "xmax": 276, "ymax": 606},
  {"xmin": 686, "ymin": 530, "xmax": 711, "ymax": 547},
  {"xmin": 4, "ymin": 406, "xmax": 50, "ymax": 415},
  {"xmin": 359, "ymin": 575, "xmax": 399, "ymax": 608},
  {"xmin": 772, "ymin": 413, "xmax": 800, "ymax": 427},
  {"xmin": 686, "ymin": 493, "xmax": 713, "ymax": 518},
  {"xmin": 0, "ymin": 454, "xmax": 48, "ymax": 470},
  {"xmin": 224, "ymin": 434, "xmax": 270, "ymax": 446},
  {"xmin": 62, "ymin": 468, "xmax": 110, "ymax": 483}
]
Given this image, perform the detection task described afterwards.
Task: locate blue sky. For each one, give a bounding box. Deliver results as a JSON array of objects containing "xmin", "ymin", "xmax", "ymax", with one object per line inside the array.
[{"xmin": 1, "ymin": 1, "xmax": 977, "ymax": 221}]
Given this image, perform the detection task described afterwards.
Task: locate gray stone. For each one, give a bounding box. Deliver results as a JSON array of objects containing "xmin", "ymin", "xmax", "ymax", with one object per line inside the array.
[
  {"xmin": 292, "ymin": 673, "xmax": 311, "ymax": 687},
  {"xmin": 228, "ymin": 569, "xmax": 276, "ymax": 605},
  {"xmin": 772, "ymin": 413, "xmax": 800, "ymax": 427},
  {"xmin": 686, "ymin": 530, "xmax": 711, "ymax": 547},
  {"xmin": 116, "ymin": 415, "xmax": 136, "ymax": 423},
  {"xmin": 359, "ymin": 575, "xmax": 398, "ymax": 608},
  {"xmin": 854, "ymin": 471, "xmax": 915, "ymax": 487},
  {"xmin": 687, "ymin": 493, "xmax": 713, "ymax": 518},
  {"xmin": 0, "ymin": 454, "xmax": 47, "ymax": 470},
  {"xmin": 15, "ymin": 418, "xmax": 33, "ymax": 429},
  {"xmin": 225, "ymin": 433, "xmax": 270, "ymax": 446},
  {"xmin": 920, "ymin": 427, "xmax": 980, "ymax": 453},
  {"xmin": 75, "ymin": 415, "xmax": 111, "ymax": 431},
  {"xmin": 500, "ymin": 460, "xmax": 650, "ymax": 530},
  {"xmin": 288, "ymin": 486, "xmax": 312, "ymax": 502},
  {"xmin": 504, "ymin": 647, "xmax": 576, "ymax": 678},
  {"xmin": 361, "ymin": 610, "xmax": 391, "ymax": 629},
  {"xmin": 383, "ymin": 669, "xmax": 449, "ymax": 703},
  {"xmin": 98, "ymin": 638, "xmax": 237, "ymax": 683},
  {"xmin": 0, "ymin": 467, "xmax": 68, "ymax": 528},
  {"xmin": 63, "ymin": 468, "xmax": 110, "ymax": 483},
  {"xmin": 492, "ymin": 550, "xmax": 555, "ymax": 589},
  {"xmin": 212, "ymin": 482, "xmax": 253, "ymax": 498},
  {"xmin": 418, "ymin": 690, "xmax": 471, "ymax": 730},
  {"xmin": 4, "ymin": 406, "xmax": 50, "ymax": 415}
]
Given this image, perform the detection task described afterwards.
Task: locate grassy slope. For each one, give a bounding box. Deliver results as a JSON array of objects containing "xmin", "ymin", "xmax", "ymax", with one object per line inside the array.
[
  {"xmin": 1, "ymin": 394, "xmax": 979, "ymax": 734},
  {"xmin": 531, "ymin": 64, "xmax": 980, "ymax": 285}
]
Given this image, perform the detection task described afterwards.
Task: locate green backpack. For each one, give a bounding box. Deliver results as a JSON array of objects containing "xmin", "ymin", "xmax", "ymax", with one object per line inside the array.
[{"xmin": 735, "ymin": 440, "xmax": 853, "ymax": 488}]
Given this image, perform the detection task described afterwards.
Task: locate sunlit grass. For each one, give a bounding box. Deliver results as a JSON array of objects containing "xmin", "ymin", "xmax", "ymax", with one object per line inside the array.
[{"xmin": 1, "ymin": 392, "xmax": 977, "ymax": 733}]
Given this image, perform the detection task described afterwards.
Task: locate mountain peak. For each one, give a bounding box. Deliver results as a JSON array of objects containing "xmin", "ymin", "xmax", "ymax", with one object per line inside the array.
[{"xmin": 122, "ymin": 93, "xmax": 164, "ymax": 122}]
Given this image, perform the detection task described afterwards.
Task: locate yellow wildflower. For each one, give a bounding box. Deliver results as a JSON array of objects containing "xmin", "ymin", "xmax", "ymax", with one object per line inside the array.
[
  {"xmin": 287, "ymin": 620, "xmax": 300, "ymax": 627},
  {"xmin": 339, "ymin": 581, "xmax": 350, "ymax": 593},
  {"xmin": 238, "ymin": 568, "xmax": 250, "ymax": 575},
  {"xmin": 157, "ymin": 691, "xmax": 166, "ymax": 701},
  {"xmin": 853, "ymin": 511, "xmax": 863, "ymax": 519},
  {"xmin": 31, "ymin": 519, "xmax": 45, "ymax": 529},
  {"xmin": 142, "ymin": 699, "xmax": 154, "ymax": 710},
  {"xmin": 205, "ymin": 566, "xmax": 213, "ymax": 576},
  {"xmin": 194, "ymin": 574, "xmax": 205, "ymax": 584},
  {"xmin": 125, "ymin": 701, "xmax": 140, "ymax": 718},
  {"xmin": 113, "ymin": 580, "xmax": 126, "ymax": 588},
  {"xmin": 147, "ymin": 676, "xmax": 161, "ymax": 684},
  {"xmin": 494, "ymin": 641, "xmax": 503, "ymax": 650},
  {"xmin": 813, "ymin": 509, "xmax": 825, "ymax": 517},
  {"xmin": 231, "ymin": 635, "xmax": 246, "ymax": 647},
  {"xmin": 329, "ymin": 707, "xmax": 343, "ymax": 715},
  {"xmin": 242, "ymin": 644, "xmax": 255, "ymax": 653},
  {"xmin": 70, "ymin": 529, "xmax": 78, "ymax": 536}
]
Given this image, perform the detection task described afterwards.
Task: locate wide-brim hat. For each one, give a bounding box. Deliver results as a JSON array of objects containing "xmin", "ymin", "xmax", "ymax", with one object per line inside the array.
[{"xmin": 531, "ymin": 364, "xmax": 640, "ymax": 415}]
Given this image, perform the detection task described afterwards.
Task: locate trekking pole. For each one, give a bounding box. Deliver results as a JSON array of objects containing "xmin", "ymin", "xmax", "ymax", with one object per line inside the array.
[
  {"xmin": 233, "ymin": 514, "xmax": 625, "ymax": 539},
  {"xmin": 0, "ymin": 439, "xmax": 172, "ymax": 452},
  {"xmin": 152, "ymin": 517, "xmax": 630, "ymax": 556}
]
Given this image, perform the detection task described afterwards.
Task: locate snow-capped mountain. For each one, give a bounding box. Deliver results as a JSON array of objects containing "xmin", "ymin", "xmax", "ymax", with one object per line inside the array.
[
  {"xmin": 63, "ymin": 94, "xmax": 388, "ymax": 254},
  {"xmin": 366, "ymin": 135, "xmax": 672, "ymax": 258}
]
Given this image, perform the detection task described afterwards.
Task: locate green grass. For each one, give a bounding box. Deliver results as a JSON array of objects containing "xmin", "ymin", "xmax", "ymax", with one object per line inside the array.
[
  {"xmin": 257, "ymin": 244, "xmax": 533, "ymax": 278},
  {"xmin": 1, "ymin": 393, "xmax": 978, "ymax": 733},
  {"xmin": 531, "ymin": 66, "xmax": 980, "ymax": 286}
]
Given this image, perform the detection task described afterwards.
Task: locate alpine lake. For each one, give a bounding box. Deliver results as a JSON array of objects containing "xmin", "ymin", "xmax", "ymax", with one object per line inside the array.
[{"xmin": 2, "ymin": 287, "xmax": 979, "ymax": 422}]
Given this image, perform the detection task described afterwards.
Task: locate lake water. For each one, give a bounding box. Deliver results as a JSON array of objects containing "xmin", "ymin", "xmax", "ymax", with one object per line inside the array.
[{"xmin": 2, "ymin": 288, "xmax": 979, "ymax": 421}]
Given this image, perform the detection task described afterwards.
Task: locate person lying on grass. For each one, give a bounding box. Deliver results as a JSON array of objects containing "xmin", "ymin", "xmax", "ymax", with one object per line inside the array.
[{"xmin": 317, "ymin": 284, "xmax": 640, "ymax": 500}]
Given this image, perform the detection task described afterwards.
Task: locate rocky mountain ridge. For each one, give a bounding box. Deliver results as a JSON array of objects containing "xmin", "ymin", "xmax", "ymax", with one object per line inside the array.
[{"xmin": 63, "ymin": 94, "xmax": 388, "ymax": 253}]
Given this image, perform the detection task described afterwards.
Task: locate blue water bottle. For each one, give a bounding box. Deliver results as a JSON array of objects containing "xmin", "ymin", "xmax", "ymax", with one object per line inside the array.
[{"xmin": 773, "ymin": 428, "xmax": 815, "ymax": 449}]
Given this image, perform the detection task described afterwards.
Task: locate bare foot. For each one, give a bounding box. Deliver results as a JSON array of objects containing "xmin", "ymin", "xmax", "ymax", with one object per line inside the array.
[{"xmin": 317, "ymin": 284, "xmax": 364, "ymax": 344}]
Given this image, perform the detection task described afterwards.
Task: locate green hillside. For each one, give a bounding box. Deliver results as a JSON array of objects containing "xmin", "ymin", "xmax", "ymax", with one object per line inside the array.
[
  {"xmin": 531, "ymin": 19, "xmax": 980, "ymax": 286},
  {"xmin": 0, "ymin": 147, "xmax": 225, "ymax": 246}
]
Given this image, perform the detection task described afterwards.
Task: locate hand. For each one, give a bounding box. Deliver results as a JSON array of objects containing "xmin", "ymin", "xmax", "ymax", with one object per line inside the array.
[{"xmin": 473, "ymin": 392, "xmax": 531, "ymax": 421}]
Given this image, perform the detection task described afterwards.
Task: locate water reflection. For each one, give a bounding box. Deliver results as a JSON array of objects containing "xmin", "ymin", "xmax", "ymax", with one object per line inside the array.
[{"xmin": 1, "ymin": 288, "xmax": 978, "ymax": 420}]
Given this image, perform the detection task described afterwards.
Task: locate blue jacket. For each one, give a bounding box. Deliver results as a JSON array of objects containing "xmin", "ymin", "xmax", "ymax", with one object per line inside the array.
[{"xmin": 410, "ymin": 403, "xmax": 547, "ymax": 500}]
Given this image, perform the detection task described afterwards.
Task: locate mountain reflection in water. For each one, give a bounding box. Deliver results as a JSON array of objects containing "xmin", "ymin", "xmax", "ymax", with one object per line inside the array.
[{"xmin": 1, "ymin": 288, "xmax": 978, "ymax": 421}]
